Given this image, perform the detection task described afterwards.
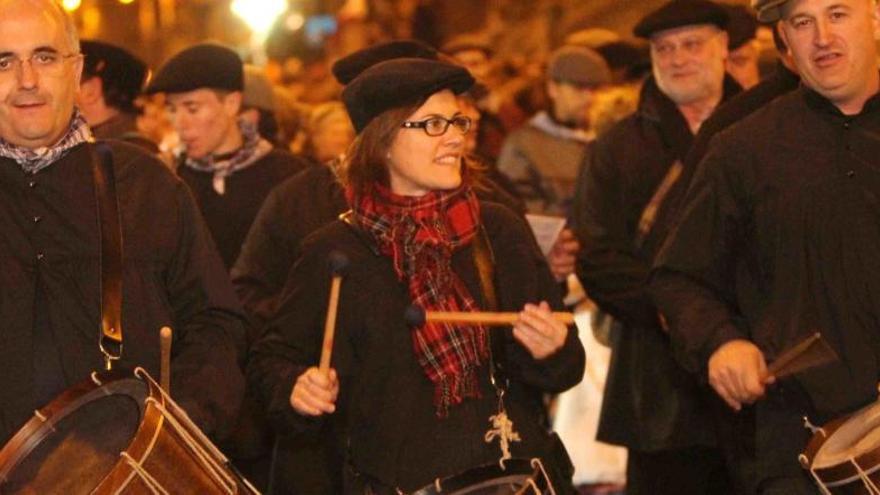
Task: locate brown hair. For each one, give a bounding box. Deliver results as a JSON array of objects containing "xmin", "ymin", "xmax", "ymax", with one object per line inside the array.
[{"xmin": 340, "ymin": 102, "xmax": 421, "ymax": 194}]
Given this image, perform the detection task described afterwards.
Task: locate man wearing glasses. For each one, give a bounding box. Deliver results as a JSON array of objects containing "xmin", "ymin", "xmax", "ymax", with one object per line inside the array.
[
  {"xmin": 0, "ymin": 0, "xmax": 245, "ymax": 451},
  {"xmin": 572, "ymin": 1, "xmax": 741, "ymax": 493}
]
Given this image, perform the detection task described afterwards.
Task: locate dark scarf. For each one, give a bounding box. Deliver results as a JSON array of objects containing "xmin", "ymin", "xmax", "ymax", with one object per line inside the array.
[
  {"xmin": 182, "ymin": 118, "xmax": 272, "ymax": 195},
  {"xmin": 0, "ymin": 109, "xmax": 93, "ymax": 174},
  {"xmin": 347, "ymin": 182, "xmax": 489, "ymax": 416}
]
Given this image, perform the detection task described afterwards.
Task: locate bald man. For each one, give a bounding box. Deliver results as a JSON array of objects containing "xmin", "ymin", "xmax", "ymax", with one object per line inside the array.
[
  {"xmin": 0, "ymin": 0, "xmax": 245, "ymax": 449},
  {"xmin": 653, "ymin": 0, "xmax": 880, "ymax": 492}
]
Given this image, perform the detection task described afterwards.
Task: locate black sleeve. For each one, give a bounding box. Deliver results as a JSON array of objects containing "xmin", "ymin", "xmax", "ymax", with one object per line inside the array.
[
  {"xmin": 650, "ymin": 139, "xmax": 751, "ymax": 375},
  {"xmin": 246, "ymin": 232, "xmax": 337, "ymax": 438},
  {"xmin": 165, "ymin": 181, "xmax": 247, "ymax": 442},
  {"xmin": 573, "ymin": 139, "xmax": 659, "ymax": 328},
  {"xmin": 491, "ymin": 207, "xmax": 585, "ymax": 393},
  {"xmin": 231, "ymin": 185, "xmax": 298, "ymax": 345}
]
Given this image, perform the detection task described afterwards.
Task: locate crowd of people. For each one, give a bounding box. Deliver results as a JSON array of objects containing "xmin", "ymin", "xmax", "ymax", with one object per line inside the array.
[{"xmin": 0, "ymin": 0, "xmax": 879, "ymax": 494}]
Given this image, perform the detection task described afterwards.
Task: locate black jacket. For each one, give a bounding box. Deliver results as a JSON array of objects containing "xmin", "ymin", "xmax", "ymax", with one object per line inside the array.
[
  {"xmin": 248, "ymin": 201, "xmax": 584, "ymax": 493},
  {"xmin": 178, "ymin": 149, "xmax": 310, "ymax": 269},
  {"xmin": 0, "ymin": 141, "xmax": 246, "ymax": 445},
  {"xmin": 652, "ymin": 85, "xmax": 880, "ymax": 480},
  {"xmin": 652, "ymin": 62, "xmax": 801, "ymax": 247},
  {"xmin": 573, "ymin": 76, "xmax": 740, "ymax": 451}
]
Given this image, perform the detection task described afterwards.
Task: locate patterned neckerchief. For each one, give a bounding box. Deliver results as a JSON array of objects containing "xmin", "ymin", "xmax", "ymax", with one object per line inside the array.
[
  {"xmin": 182, "ymin": 118, "xmax": 272, "ymax": 195},
  {"xmin": 0, "ymin": 110, "xmax": 94, "ymax": 174},
  {"xmin": 347, "ymin": 182, "xmax": 489, "ymax": 416}
]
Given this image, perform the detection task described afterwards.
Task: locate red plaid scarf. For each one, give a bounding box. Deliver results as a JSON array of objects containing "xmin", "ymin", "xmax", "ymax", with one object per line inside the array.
[{"xmin": 348, "ymin": 182, "xmax": 489, "ymax": 416}]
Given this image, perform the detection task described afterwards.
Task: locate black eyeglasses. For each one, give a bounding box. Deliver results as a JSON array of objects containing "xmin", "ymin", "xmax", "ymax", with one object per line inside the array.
[{"xmin": 401, "ymin": 115, "xmax": 472, "ymax": 137}]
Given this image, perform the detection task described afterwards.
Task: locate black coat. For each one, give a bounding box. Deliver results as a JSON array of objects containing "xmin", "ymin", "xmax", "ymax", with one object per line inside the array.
[
  {"xmin": 248, "ymin": 201, "xmax": 585, "ymax": 493},
  {"xmin": 178, "ymin": 149, "xmax": 310, "ymax": 269},
  {"xmin": 652, "ymin": 86, "xmax": 880, "ymax": 481},
  {"xmin": 573, "ymin": 76, "xmax": 740, "ymax": 451},
  {"xmin": 652, "ymin": 62, "xmax": 801, "ymax": 247},
  {"xmin": 232, "ymin": 163, "xmax": 347, "ymax": 340},
  {"xmin": 0, "ymin": 141, "xmax": 246, "ymax": 446}
]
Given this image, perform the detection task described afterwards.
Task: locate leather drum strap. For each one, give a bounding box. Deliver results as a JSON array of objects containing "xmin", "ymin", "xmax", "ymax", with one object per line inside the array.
[
  {"xmin": 635, "ymin": 159, "xmax": 683, "ymax": 249},
  {"xmin": 90, "ymin": 143, "xmax": 124, "ymax": 368},
  {"xmin": 472, "ymin": 228, "xmax": 508, "ymax": 393}
]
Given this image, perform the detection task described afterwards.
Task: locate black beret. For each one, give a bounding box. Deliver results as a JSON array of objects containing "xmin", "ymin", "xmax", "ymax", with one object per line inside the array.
[
  {"xmin": 332, "ymin": 40, "xmax": 438, "ymax": 85},
  {"xmin": 342, "ymin": 58, "xmax": 474, "ymax": 134},
  {"xmin": 634, "ymin": 0, "xmax": 729, "ymax": 39},
  {"xmin": 145, "ymin": 43, "xmax": 243, "ymax": 94},
  {"xmin": 724, "ymin": 4, "xmax": 758, "ymax": 49},
  {"xmin": 751, "ymin": 0, "xmax": 789, "ymax": 23},
  {"xmin": 596, "ymin": 40, "xmax": 649, "ymax": 71},
  {"xmin": 81, "ymin": 40, "xmax": 148, "ymax": 104}
]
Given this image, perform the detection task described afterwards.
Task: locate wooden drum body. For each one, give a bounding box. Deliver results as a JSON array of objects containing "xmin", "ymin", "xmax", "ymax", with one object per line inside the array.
[
  {"xmin": 0, "ymin": 368, "xmax": 258, "ymax": 495},
  {"xmin": 801, "ymin": 401, "xmax": 880, "ymax": 494}
]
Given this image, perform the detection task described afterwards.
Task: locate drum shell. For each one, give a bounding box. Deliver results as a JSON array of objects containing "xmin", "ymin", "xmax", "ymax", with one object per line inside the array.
[
  {"xmin": 801, "ymin": 408, "xmax": 880, "ymax": 494},
  {"xmin": 0, "ymin": 369, "xmax": 255, "ymax": 494},
  {"xmin": 412, "ymin": 458, "xmax": 552, "ymax": 495}
]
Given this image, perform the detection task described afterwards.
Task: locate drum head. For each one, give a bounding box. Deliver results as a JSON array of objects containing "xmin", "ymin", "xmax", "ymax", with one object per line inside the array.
[
  {"xmin": 414, "ymin": 459, "xmax": 550, "ymax": 495},
  {"xmin": 814, "ymin": 401, "xmax": 880, "ymax": 470},
  {"xmin": 0, "ymin": 377, "xmax": 147, "ymax": 495}
]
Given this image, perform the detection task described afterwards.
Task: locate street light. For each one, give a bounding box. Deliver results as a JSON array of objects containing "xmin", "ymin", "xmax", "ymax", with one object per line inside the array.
[
  {"xmin": 230, "ymin": 0, "xmax": 287, "ymax": 39},
  {"xmin": 61, "ymin": 0, "xmax": 81, "ymax": 11}
]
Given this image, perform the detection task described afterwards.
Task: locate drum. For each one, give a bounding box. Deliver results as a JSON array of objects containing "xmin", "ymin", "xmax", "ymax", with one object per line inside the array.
[
  {"xmin": 800, "ymin": 400, "xmax": 880, "ymax": 494},
  {"xmin": 412, "ymin": 458, "xmax": 555, "ymax": 495},
  {"xmin": 0, "ymin": 368, "xmax": 258, "ymax": 495}
]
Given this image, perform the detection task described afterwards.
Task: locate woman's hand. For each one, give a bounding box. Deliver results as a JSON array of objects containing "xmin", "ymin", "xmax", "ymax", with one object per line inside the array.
[
  {"xmin": 512, "ymin": 301, "xmax": 568, "ymax": 360},
  {"xmin": 289, "ymin": 366, "xmax": 339, "ymax": 416}
]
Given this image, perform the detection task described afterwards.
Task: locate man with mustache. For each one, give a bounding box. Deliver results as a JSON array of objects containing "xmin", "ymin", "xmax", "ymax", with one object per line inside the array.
[
  {"xmin": 0, "ymin": 0, "xmax": 246, "ymax": 452},
  {"xmin": 653, "ymin": 0, "xmax": 880, "ymax": 492},
  {"xmin": 572, "ymin": 1, "xmax": 741, "ymax": 493}
]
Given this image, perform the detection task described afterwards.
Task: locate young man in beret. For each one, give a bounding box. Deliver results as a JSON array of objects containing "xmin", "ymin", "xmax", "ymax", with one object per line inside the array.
[
  {"xmin": 572, "ymin": 1, "xmax": 742, "ymax": 493},
  {"xmin": 145, "ymin": 43, "xmax": 309, "ymax": 270},
  {"xmin": 653, "ymin": 0, "xmax": 880, "ymax": 492},
  {"xmin": 0, "ymin": 0, "xmax": 245, "ymax": 449},
  {"xmin": 76, "ymin": 39, "xmax": 157, "ymax": 152}
]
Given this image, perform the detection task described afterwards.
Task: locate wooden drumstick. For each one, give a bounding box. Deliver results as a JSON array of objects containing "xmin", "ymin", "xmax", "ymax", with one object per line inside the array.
[
  {"xmin": 319, "ymin": 251, "xmax": 349, "ymax": 378},
  {"xmin": 160, "ymin": 326, "xmax": 172, "ymax": 395},
  {"xmin": 764, "ymin": 332, "xmax": 838, "ymax": 380},
  {"xmin": 404, "ymin": 306, "xmax": 575, "ymax": 327}
]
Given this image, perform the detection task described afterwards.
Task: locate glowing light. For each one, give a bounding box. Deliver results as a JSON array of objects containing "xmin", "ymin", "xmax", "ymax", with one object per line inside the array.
[
  {"xmin": 285, "ymin": 12, "xmax": 305, "ymax": 31},
  {"xmin": 230, "ymin": 0, "xmax": 287, "ymax": 37},
  {"xmin": 119, "ymin": 0, "xmax": 135, "ymax": 4},
  {"xmin": 61, "ymin": 0, "xmax": 81, "ymax": 11}
]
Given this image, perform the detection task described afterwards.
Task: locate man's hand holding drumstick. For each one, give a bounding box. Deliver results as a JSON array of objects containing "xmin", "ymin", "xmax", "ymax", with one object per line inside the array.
[
  {"xmin": 708, "ymin": 333, "xmax": 837, "ymax": 411},
  {"xmin": 708, "ymin": 339, "xmax": 774, "ymax": 412},
  {"xmin": 290, "ymin": 251, "xmax": 347, "ymax": 417}
]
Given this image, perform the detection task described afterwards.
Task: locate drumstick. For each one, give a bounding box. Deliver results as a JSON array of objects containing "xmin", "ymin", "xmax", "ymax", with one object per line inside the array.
[
  {"xmin": 160, "ymin": 326, "xmax": 172, "ymax": 395},
  {"xmin": 764, "ymin": 332, "xmax": 839, "ymax": 380},
  {"xmin": 404, "ymin": 305, "xmax": 575, "ymax": 327},
  {"xmin": 319, "ymin": 251, "xmax": 349, "ymax": 378}
]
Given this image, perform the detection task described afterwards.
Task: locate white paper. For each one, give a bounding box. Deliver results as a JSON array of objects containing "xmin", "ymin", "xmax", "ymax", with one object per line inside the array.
[{"xmin": 525, "ymin": 214, "xmax": 567, "ymax": 256}]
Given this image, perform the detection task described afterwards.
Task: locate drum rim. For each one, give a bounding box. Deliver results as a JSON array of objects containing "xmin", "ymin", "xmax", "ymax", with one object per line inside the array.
[
  {"xmin": 802, "ymin": 401, "xmax": 880, "ymax": 485},
  {"xmin": 412, "ymin": 457, "xmax": 549, "ymax": 495},
  {"xmin": 0, "ymin": 368, "xmax": 163, "ymax": 489}
]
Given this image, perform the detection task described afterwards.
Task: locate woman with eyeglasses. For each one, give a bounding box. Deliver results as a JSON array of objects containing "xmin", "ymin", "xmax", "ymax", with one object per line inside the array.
[{"xmin": 248, "ymin": 55, "xmax": 584, "ymax": 494}]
